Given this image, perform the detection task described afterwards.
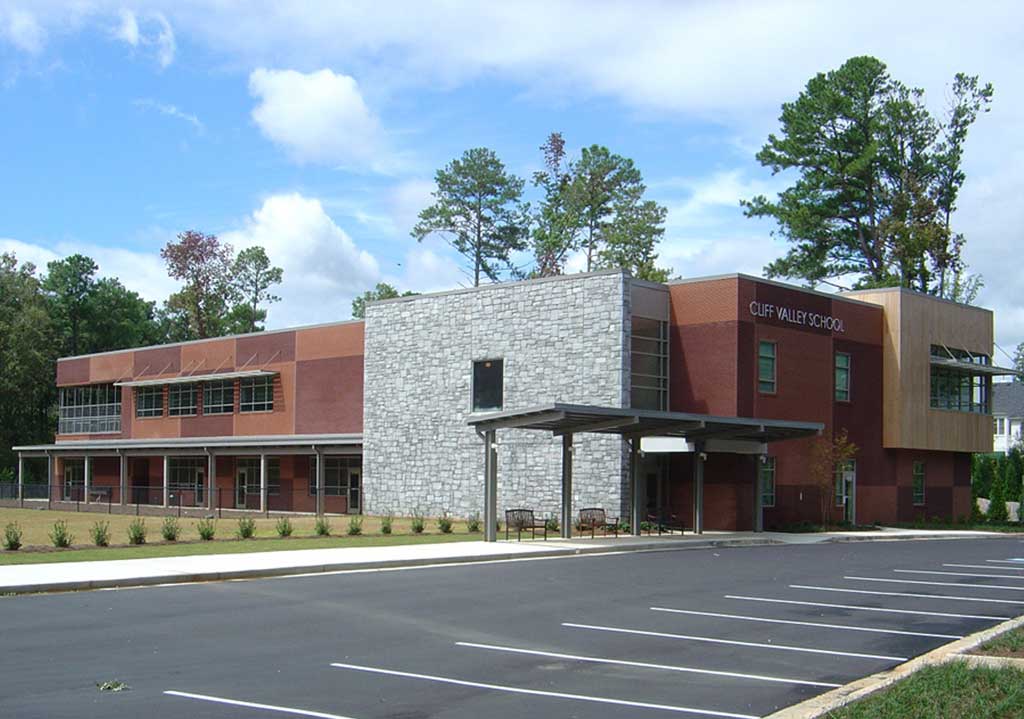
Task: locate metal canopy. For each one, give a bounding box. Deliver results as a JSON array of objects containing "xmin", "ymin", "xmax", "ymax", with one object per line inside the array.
[
  {"xmin": 114, "ymin": 369, "xmax": 277, "ymax": 388},
  {"xmin": 467, "ymin": 402, "xmax": 823, "ymax": 443},
  {"xmin": 929, "ymin": 357, "xmax": 1022, "ymax": 377},
  {"xmin": 13, "ymin": 433, "xmax": 362, "ymax": 457}
]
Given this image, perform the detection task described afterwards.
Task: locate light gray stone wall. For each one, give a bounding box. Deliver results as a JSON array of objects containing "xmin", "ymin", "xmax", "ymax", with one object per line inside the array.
[{"xmin": 363, "ymin": 270, "xmax": 631, "ymax": 520}]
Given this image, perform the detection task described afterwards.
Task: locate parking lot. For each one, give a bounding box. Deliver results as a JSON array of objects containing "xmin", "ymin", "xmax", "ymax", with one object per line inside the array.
[{"xmin": 2, "ymin": 537, "xmax": 1023, "ymax": 719}]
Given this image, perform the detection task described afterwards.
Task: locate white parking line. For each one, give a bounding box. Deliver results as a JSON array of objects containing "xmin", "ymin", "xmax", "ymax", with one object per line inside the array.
[
  {"xmin": 456, "ymin": 640, "xmax": 842, "ymax": 688},
  {"xmin": 725, "ymin": 595, "xmax": 1010, "ymax": 621},
  {"xmin": 790, "ymin": 584, "xmax": 1024, "ymax": 605},
  {"xmin": 164, "ymin": 690, "xmax": 356, "ymax": 718},
  {"xmin": 987, "ymin": 559, "xmax": 1024, "ymax": 564},
  {"xmin": 650, "ymin": 606, "xmax": 962, "ymax": 639},
  {"xmin": 898, "ymin": 569, "xmax": 1024, "ymax": 580},
  {"xmin": 561, "ymin": 622, "xmax": 906, "ymax": 661},
  {"xmin": 329, "ymin": 662, "xmax": 759, "ymax": 719},
  {"xmin": 945, "ymin": 563, "xmax": 1024, "ymax": 571},
  {"xmin": 847, "ymin": 576, "xmax": 1024, "ymax": 592}
]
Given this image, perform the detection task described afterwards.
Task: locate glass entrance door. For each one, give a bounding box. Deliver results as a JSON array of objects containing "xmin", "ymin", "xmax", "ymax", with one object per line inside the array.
[
  {"xmin": 235, "ymin": 465, "xmax": 249, "ymax": 508},
  {"xmin": 63, "ymin": 460, "xmax": 84, "ymax": 501},
  {"xmin": 348, "ymin": 470, "xmax": 361, "ymax": 513}
]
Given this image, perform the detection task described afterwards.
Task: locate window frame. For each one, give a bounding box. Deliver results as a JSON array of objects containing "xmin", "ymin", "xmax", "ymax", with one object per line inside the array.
[
  {"xmin": 631, "ymin": 316, "xmax": 669, "ymax": 411},
  {"xmin": 135, "ymin": 386, "xmax": 164, "ymax": 419},
  {"xmin": 835, "ymin": 351, "xmax": 851, "ymax": 403},
  {"xmin": 912, "ymin": 461, "xmax": 926, "ymax": 506},
  {"xmin": 203, "ymin": 379, "xmax": 235, "ymax": 415},
  {"xmin": 58, "ymin": 384, "xmax": 122, "ymax": 434},
  {"xmin": 471, "ymin": 358, "xmax": 505, "ymax": 412},
  {"xmin": 758, "ymin": 340, "xmax": 777, "ymax": 394},
  {"xmin": 759, "ymin": 456, "xmax": 776, "ymax": 508},
  {"xmin": 240, "ymin": 376, "xmax": 274, "ymax": 413},
  {"xmin": 834, "ymin": 459, "xmax": 855, "ymax": 507},
  {"xmin": 167, "ymin": 383, "xmax": 198, "ymax": 417}
]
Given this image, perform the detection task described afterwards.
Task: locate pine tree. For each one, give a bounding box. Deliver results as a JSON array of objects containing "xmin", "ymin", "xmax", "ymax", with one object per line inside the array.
[{"xmin": 988, "ymin": 469, "xmax": 1009, "ymax": 524}]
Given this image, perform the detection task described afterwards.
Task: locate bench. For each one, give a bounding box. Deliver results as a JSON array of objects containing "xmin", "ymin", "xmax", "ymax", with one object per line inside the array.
[
  {"xmin": 505, "ymin": 509, "xmax": 548, "ymax": 541},
  {"xmin": 577, "ymin": 507, "xmax": 620, "ymax": 538},
  {"xmin": 645, "ymin": 509, "xmax": 685, "ymax": 535}
]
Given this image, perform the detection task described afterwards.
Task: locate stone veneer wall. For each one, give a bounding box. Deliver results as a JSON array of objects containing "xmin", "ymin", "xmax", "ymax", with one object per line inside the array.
[{"xmin": 363, "ymin": 270, "xmax": 631, "ymax": 519}]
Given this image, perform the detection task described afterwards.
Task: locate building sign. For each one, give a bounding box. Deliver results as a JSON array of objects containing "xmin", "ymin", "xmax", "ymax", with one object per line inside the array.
[{"xmin": 749, "ymin": 301, "xmax": 845, "ymax": 333}]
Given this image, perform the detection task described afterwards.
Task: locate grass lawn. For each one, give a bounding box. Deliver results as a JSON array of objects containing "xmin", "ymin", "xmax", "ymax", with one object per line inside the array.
[
  {"xmin": 889, "ymin": 521, "xmax": 1024, "ymax": 533},
  {"xmin": 825, "ymin": 661, "xmax": 1024, "ymax": 719},
  {"xmin": 0, "ymin": 507, "xmax": 485, "ymax": 565},
  {"xmin": 974, "ymin": 626, "xmax": 1024, "ymax": 658}
]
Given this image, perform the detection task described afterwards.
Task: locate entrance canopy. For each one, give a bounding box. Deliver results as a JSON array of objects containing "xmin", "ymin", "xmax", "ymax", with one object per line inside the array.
[{"xmin": 468, "ymin": 403, "xmax": 822, "ymax": 541}]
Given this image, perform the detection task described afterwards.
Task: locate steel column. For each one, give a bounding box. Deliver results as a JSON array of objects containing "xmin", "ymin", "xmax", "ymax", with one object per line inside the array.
[
  {"xmin": 483, "ymin": 430, "xmax": 497, "ymax": 542},
  {"xmin": 162, "ymin": 455, "xmax": 170, "ymax": 508},
  {"xmin": 84, "ymin": 455, "xmax": 92, "ymax": 504},
  {"xmin": 17, "ymin": 453, "xmax": 24, "ymax": 504},
  {"xmin": 560, "ymin": 433, "xmax": 573, "ymax": 539},
  {"xmin": 692, "ymin": 441, "xmax": 705, "ymax": 535},
  {"xmin": 630, "ymin": 439, "xmax": 642, "ymax": 536},
  {"xmin": 316, "ymin": 449, "xmax": 325, "ymax": 516},
  {"xmin": 118, "ymin": 452, "xmax": 127, "ymax": 506},
  {"xmin": 753, "ymin": 456, "xmax": 764, "ymax": 533},
  {"xmin": 207, "ymin": 453, "xmax": 216, "ymax": 510},
  {"xmin": 260, "ymin": 453, "xmax": 268, "ymax": 514}
]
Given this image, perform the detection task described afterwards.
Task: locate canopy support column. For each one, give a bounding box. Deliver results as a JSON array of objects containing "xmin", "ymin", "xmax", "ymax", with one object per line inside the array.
[
  {"xmin": 162, "ymin": 455, "xmax": 170, "ymax": 508},
  {"xmin": 630, "ymin": 439, "xmax": 642, "ymax": 536},
  {"xmin": 560, "ymin": 433, "xmax": 573, "ymax": 539},
  {"xmin": 753, "ymin": 455, "xmax": 764, "ymax": 533},
  {"xmin": 692, "ymin": 441, "xmax": 705, "ymax": 535},
  {"xmin": 17, "ymin": 453, "xmax": 24, "ymax": 505},
  {"xmin": 84, "ymin": 455, "xmax": 92, "ymax": 505},
  {"xmin": 484, "ymin": 430, "xmax": 498, "ymax": 542},
  {"xmin": 118, "ymin": 452, "xmax": 127, "ymax": 506},
  {"xmin": 315, "ymin": 448, "xmax": 325, "ymax": 516},
  {"xmin": 207, "ymin": 452, "xmax": 216, "ymax": 511},
  {"xmin": 260, "ymin": 453, "xmax": 268, "ymax": 515}
]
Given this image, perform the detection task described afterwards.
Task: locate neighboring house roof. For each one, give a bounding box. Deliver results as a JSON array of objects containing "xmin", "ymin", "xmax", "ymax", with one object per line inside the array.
[{"xmin": 993, "ymin": 382, "xmax": 1024, "ymax": 418}]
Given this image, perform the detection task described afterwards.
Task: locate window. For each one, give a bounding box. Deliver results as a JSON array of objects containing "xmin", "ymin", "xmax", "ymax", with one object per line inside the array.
[
  {"xmin": 267, "ymin": 458, "xmax": 280, "ymax": 496},
  {"xmin": 835, "ymin": 352, "xmax": 851, "ymax": 402},
  {"xmin": 835, "ymin": 460, "xmax": 855, "ymax": 507},
  {"xmin": 912, "ymin": 461, "xmax": 926, "ymax": 505},
  {"xmin": 995, "ymin": 417, "xmax": 1006, "ymax": 434},
  {"xmin": 631, "ymin": 317, "xmax": 669, "ymax": 410},
  {"xmin": 167, "ymin": 458, "xmax": 206, "ymax": 504},
  {"xmin": 929, "ymin": 345, "xmax": 991, "ymax": 414},
  {"xmin": 472, "ymin": 359, "xmax": 504, "ymax": 411},
  {"xmin": 203, "ymin": 379, "xmax": 234, "ymax": 415},
  {"xmin": 135, "ymin": 386, "xmax": 163, "ymax": 418},
  {"xmin": 59, "ymin": 384, "xmax": 122, "ymax": 434},
  {"xmin": 308, "ymin": 457, "xmax": 361, "ymax": 496},
  {"xmin": 168, "ymin": 383, "xmax": 197, "ymax": 417},
  {"xmin": 759, "ymin": 457, "xmax": 776, "ymax": 508},
  {"xmin": 758, "ymin": 341, "xmax": 777, "ymax": 394},
  {"xmin": 240, "ymin": 376, "xmax": 274, "ymax": 412}
]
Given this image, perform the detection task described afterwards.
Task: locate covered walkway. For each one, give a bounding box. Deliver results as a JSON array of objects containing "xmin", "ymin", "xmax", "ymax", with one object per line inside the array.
[{"xmin": 468, "ymin": 402, "xmax": 823, "ymax": 542}]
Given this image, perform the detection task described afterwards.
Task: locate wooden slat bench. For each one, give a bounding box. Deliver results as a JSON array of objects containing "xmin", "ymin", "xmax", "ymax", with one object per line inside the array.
[
  {"xmin": 505, "ymin": 509, "xmax": 548, "ymax": 541},
  {"xmin": 577, "ymin": 507, "xmax": 620, "ymax": 538}
]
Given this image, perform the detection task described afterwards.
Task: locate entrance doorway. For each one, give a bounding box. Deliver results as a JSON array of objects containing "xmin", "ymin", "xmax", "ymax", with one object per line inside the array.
[
  {"xmin": 63, "ymin": 460, "xmax": 85, "ymax": 501},
  {"xmin": 235, "ymin": 462, "xmax": 254, "ymax": 509},
  {"xmin": 836, "ymin": 460, "xmax": 856, "ymax": 524}
]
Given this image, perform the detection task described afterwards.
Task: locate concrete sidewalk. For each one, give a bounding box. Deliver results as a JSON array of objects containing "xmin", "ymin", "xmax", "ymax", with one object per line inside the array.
[{"xmin": 0, "ymin": 527, "xmax": 1008, "ymax": 595}]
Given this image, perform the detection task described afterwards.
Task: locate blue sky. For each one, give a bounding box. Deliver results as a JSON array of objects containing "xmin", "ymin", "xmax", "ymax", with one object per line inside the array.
[{"xmin": 2, "ymin": 1, "xmax": 1022, "ymax": 356}]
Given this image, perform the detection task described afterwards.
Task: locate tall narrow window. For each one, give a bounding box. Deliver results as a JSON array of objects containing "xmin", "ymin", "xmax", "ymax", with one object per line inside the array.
[
  {"xmin": 631, "ymin": 316, "xmax": 669, "ymax": 410},
  {"xmin": 135, "ymin": 386, "xmax": 163, "ymax": 418},
  {"xmin": 759, "ymin": 457, "xmax": 776, "ymax": 508},
  {"xmin": 835, "ymin": 352, "xmax": 851, "ymax": 402},
  {"xmin": 203, "ymin": 379, "xmax": 234, "ymax": 415},
  {"xmin": 168, "ymin": 383, "xmax": 198, "ymax": 417},
  {"xmin": 912, "ymin": 461, "xmax": 926, "ymax": 505},
  {"xmin": 472, "ymin": 359, "xmax": 504, "ymax": 411},
  {"xmin": 758, "ymin": 341, "xmax": 776, "ymax": 394},
  {"xmin": 240, "ymin": 376, "xmax": 274, "ymax": 412}
]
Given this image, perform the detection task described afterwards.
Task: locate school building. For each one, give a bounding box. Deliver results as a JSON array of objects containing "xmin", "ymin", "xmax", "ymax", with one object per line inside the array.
[{"xmin": 8, "ymin": 270, "xmax": 1015, "ymax": 540}]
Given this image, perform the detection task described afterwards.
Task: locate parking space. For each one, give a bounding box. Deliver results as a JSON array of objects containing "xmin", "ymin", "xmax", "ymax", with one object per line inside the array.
[{"xmin": 2, "ymin": 537, "xmax": 1024, "ymax": 719}]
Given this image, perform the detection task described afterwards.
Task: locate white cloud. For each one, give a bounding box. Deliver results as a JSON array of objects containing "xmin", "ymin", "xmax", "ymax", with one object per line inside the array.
[
  {"xmin": 0, "ymin": 7, "xmax": 44, "ymax": 53},
  {"xmin": 152, "ymin": 11, "xmax": 174, "ymax": 68},
  {"xmin": 221, "ymin": 192, "xmax": 382, "ymax": 326},
  {"xmin": 133, "ymin": 98, "xmax": 203, "ymax": 132},
  {"xmin": 249, "ymin": 68, "xmax": 383, "ymax": 170},
  {"xmin": 113, "ymin": 8, "xmax": 138, "ymax": 46}
]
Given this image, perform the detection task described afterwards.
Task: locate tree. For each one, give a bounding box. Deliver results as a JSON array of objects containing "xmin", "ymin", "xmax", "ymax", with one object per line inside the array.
[
  {"xmin": 531, "ymin": 132, "xmax": 579, "ymax": 276},
  {"xmin": 807, "ymin": 427, "xmax": 859, "ymax": 527},
  {"xmin": 988, "ymin": 468, "xmax": 1009, "ymax": 524},
  {"xmin": 351, "ymin": 283, "xmax": 416, "ymax": 319},
  {"xmin": 743, "ymin": 56, "xmax": 992, "ymax": 296},
  {"xmin": 160, "ymin": 231, "xmax": 235, "ymax": 339},
  {"xmin": 1013, "ymin": 342, "xmax": 1024, "ymax": 381},
  {"xmin": 412, "ymin": 148, "xmax": 529, "ymax": 287},
  {"xmin": 42, "ymin": 254, "xmax": 99, "ymax": 356},
  {"xmin": 86, "ymin": 278, "xmax": 161, "ymax": 352},
  {"xmin": 230, "ymin": 246, "xmax": 283, "ymax": 333}
]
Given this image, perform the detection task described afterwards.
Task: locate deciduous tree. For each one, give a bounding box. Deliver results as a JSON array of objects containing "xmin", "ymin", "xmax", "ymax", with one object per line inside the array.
[
  {"xmin": 160, "ymin": 231, "xmax": 235, "ymax": 339},
  {"xmin": 807, "ymin": 428, "xmax": 859, "ymax": 527},
  {"xmin": 351, "ymin": 282, "xmax": 416, "ymax": 319}
]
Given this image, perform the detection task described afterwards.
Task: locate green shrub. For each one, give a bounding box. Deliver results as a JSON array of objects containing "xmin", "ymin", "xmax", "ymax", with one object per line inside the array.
[
  {"xmin": 989, "ymin": 471, "xmax": 1010, "ymax": 524},
  {"xmin": 2, "ymin": 522, "xmax": 23, "ymax": 551},
  {"xmin": 466, "ymin": 513, "xmax": 481, "ymax": 533},
  {"xmin": 196, "ymin": 518, "xmax": 216, "ymax": 541},
  {"xmin": 380, "ymin": 512, "xmax": 393, "ymax": 535},
  {"xmin": 545, "ymin": 516, "xmax": 560, "ymax": 533},
  {"xmin": 347, "ymin": 516, "xmax": 363, "ymax": 536},
  {"xmin": 49, "ymin": 520, "xmax": 73, "ymax": 548},
  {"xmin": 0, "ymin": 467, "xmax": 13, "ymax": 484},
  {"xmin": 314, "ymin": 516, "xmax": 331, "ymax": 536},
  {"xmin": 90, "ymin": 520, "xmax": 110, "ymax": 547},
  {"xmin": 160, "ymin": 517, "xmax": 180, "ymax": 542},
  {"xmin": 127, "ymin": 518, "xmax": 146, "ymax": 545},
  {"xmin": 410, "ymin": 509, "xmax": 425, "ymax": 534},
  {"xmin": 275, "ymin": 517, "xmax": 293, "ymax": 537},
  {"xmin": 236, "ymin": 517, "xmax": 256, "ymax": 539},
  {"xmin": 437, "ymin": 513, "xmax": 453, "ymax": 534}
]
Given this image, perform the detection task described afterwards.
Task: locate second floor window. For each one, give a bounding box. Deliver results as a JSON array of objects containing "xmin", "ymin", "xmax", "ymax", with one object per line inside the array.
[
  {"xmin": 835, "ymin": 352, "xmax": 851, "ymax": 402},
  {"xmin": 240, "ymin": 376, "xmax": 274, "ymax": 412},
  {"xmin": 758, "ymin": 341, "xmax": 776, "ymax": 394},
  {"xmin": 59, "ymin": 384, "xmax": 122, "ymax": 434},
  {"xmin": 203, "ymin": 379, "xmax": 234, "ymax": 415},
  {"xmin": 472, "ymin": 359, "xmax": 504, "ymax": 411},
  {"xmin": 996, "ymin": 417, "xmax": 1006, "ymax": 434},
  {"xmin": 168, "ymin": 383, "xmax": 198, "ymax": 417},
  {"xmin": 135, "ymin": 386, "xmax": 163, "ymax": 418}
]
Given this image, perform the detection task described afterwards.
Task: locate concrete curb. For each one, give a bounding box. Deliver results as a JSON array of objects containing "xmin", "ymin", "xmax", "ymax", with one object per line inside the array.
[
  {"xmin": 0, "ymin": 536, "xmax": 782, "ymax": 595},
  {"xmin": 824, "ymin": 533, "xmax": 1003, "ymax": 544},
  {"xmin": 955, "ymin": 653, "xmax": 1024, "ymax": 670},
  {"xmin": 765, "ymin": 613, "xmax": 1024, "ymax": 718}
]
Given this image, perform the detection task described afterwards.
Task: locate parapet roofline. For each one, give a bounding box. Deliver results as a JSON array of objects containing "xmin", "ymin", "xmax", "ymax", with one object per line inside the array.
[
  {"xmin": 667, "ymin": 273, "xmax": 882, "ymax": 309},
  {"xmin": 841, "ymin": 284, "xmax": 993, "ymax": 313},
  {"xmin": 57, "ymin": 318, "xmax": 365, "ymax": 364}
]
